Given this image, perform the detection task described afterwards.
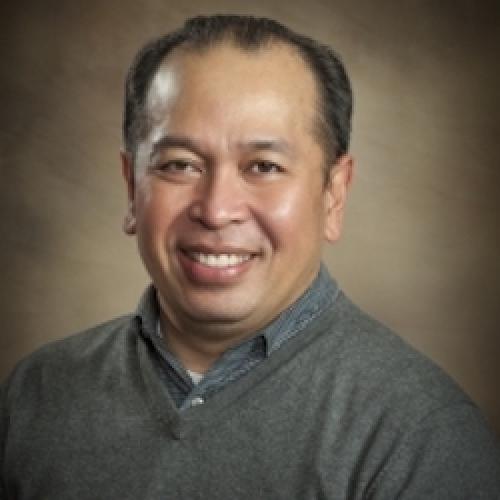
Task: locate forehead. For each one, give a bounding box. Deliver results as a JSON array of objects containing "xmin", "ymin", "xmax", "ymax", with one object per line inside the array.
[{"xmin": 144, "ymin": 42, "xmax": 319, "ymax": 137}]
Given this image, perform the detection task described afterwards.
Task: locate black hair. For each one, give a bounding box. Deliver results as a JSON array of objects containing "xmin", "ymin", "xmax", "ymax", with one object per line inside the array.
[{"xmin": 124, "ymin": 15, "xmax": 352, "ymax": 168}]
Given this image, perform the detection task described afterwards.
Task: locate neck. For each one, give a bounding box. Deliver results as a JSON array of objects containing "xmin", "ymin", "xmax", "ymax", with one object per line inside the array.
[{"xmin": 158, "ymin": 312, "xmax": 256, "ymax": 373}]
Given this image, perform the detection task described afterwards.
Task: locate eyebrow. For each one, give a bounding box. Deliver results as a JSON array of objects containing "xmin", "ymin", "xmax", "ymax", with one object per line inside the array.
[
  {"xmin": 150, "ymin": 135, "xmax": 293, "ymax": 160},
  {"xmin": 238, "ymin": 139, "xmax": 293, "ymax": 155},
  {"xmin": 150, "ymin": 135, "xmax": 206, "ymax": 160}
]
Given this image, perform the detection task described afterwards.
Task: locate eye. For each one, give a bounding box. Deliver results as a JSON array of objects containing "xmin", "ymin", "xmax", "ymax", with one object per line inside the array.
[
  {"xmin": 157, "ymin": 160, "xmax": 200, "ymax": 176},
  {"xmin": 248, "ymin": 160, "xmax": 284, "ymax": 174}
]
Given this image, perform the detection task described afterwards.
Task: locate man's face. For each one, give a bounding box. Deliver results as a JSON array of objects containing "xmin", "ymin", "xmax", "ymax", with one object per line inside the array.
[{"xmin": 122, "ymin": 42, "xmax": 351, "ymax": 338}]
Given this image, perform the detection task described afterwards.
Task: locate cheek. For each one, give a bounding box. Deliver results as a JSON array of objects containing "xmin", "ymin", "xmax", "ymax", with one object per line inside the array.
[
  {"xmin": 253, "ymin": 184, "xmax": 324, "ymax": 250},
  {"xmin": 135, "ymin": 181, "xmax": 187, "ymax": 238}
]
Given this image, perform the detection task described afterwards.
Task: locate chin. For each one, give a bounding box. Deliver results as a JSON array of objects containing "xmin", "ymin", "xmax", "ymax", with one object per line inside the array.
[
  {"xmin": 186, "ymin": 306, "xmax": 253, "ymax": 324},
  {"xmin": 181, "ymin": 296, "xmax": 258, "ymax": 325}
]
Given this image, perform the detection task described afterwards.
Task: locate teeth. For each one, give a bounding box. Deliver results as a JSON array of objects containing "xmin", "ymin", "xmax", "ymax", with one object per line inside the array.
[{"xmin": 190, "ymin": 253, "xmax": 251, "ymax": 267}]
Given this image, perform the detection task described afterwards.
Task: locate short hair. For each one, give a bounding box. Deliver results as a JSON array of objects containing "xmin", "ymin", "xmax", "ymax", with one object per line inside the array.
[{"xmin": 123, "ymin": 15, "xmax": 352, "ymax": 169}]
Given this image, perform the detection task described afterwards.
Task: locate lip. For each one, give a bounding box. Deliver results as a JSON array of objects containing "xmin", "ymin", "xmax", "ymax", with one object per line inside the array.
[
  {"xmin": 177, "ymin": 244, "xmax": 258, "ymax": 286},
  {"xmin": 179, "ymin": 242, "xmax": 259, "ymax": 255}
]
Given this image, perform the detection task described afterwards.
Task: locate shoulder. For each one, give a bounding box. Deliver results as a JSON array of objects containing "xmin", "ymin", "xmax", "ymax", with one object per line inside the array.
[
  {"xmin": 2, "ymin": 314, "xmax": 139, "ymax": 403},
  {"xmin": 16, "ymin": 314, "xmax": 135, "ymax": 366},
  {"xmin": 308, "ymin": 291, "xmax": 500, "ymax": 495},
  {"xmin": 305, "ymin": 290, "xmax": 488, "ymax": 436}
]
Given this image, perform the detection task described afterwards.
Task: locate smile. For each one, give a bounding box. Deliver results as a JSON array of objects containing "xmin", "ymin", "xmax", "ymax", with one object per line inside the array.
[{"xmin": 188, "ymin": 252, "xmax": 252, "ymax": 268}]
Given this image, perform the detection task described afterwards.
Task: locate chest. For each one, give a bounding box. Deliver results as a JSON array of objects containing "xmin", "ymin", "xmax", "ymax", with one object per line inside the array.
[{"xmin": 4, "ymin": 370, "xmax": 389, "ymax": 500}]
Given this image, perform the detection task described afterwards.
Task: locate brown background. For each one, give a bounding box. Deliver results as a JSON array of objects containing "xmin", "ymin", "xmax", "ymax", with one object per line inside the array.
[{"xmin": 1, "ymin": 0, "xmax": 499, "ymax": 436}]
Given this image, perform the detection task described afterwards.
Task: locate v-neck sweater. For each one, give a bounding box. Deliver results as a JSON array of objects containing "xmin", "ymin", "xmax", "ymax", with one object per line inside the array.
[{"xmin": 2, "ymin": 290, "xmax": 500, "ymax": 499}]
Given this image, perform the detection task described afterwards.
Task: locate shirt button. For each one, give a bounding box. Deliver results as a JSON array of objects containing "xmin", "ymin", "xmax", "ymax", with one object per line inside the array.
[{"xmin": 190, "ymin": 396, "xmax": 204, "ymax": 407}]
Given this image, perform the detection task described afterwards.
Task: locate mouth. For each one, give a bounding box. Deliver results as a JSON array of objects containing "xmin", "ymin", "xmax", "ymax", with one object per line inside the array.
[
  {"xmin": 177, "ymin": 246, "xmax": 258, "ymax": 285},
  {"xmin": 186, "ymin": 252, "xmax": 252, "ymax": 268}
]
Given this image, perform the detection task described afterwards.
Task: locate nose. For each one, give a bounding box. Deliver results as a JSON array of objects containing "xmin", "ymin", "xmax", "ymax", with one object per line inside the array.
[{"xmin": 188, "ymin": 167, "xmax": 248, "ymax": 229}]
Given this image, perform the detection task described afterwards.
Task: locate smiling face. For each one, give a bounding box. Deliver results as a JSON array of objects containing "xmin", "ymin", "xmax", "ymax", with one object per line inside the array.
[{"xmin": 122, "ymin": 42, "xmax": 352, "ymax": 342}]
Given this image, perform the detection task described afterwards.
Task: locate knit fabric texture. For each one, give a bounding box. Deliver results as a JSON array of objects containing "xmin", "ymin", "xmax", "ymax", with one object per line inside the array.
[{"xmin": 2, "ymin": 286, "xmax": 500, "ymax": 499}]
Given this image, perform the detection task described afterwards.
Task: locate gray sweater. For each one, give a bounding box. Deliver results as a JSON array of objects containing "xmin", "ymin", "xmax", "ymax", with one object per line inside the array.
[{"xmin": 2, "ymin": 291, "xmax": 500, "ymax": 499}]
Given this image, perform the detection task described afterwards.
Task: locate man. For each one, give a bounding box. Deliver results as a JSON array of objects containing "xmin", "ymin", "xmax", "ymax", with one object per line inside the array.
[{"xmin": 1, "ymin": 15, "xmax": 499, "ymax": 499}]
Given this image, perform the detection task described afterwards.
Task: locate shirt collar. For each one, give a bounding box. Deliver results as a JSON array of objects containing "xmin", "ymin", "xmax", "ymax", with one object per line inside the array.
[
  {"xmin": 136, "ymin": 262, "xmax": 338, "ymax": 355},
  {"xmin": 257, "ymin": 262, "xmax": 339, "ymax": 354},
  {"xmin": 136, "ymin": 284, "xmax": 161, "ymax": 340}
]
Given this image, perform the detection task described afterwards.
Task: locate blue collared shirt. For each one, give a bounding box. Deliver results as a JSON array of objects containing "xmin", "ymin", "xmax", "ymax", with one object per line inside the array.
[{"xmin": 136, "ymin": 263, "xmax": 338, "ymax": 410}]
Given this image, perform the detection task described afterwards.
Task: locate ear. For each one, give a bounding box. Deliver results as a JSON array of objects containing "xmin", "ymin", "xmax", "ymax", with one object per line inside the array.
[
  {"xmin": 323, "ymin": 154, "xmax": 354, "ymax": 243},
  {"xmin": 121, "ymin": 150, "xmax": 137, "ymax": 235}
]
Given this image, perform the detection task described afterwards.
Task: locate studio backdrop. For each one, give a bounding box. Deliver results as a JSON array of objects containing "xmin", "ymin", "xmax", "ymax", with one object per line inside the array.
[{"xmin": 1, "ymin": 0, "xmax": 499, "ymax": 436}]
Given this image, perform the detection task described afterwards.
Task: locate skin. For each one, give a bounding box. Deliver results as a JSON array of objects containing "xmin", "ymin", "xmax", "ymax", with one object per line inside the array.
[{"xmin": 121, "ymin": 42, "xmax": 353, "ymax": 372}]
